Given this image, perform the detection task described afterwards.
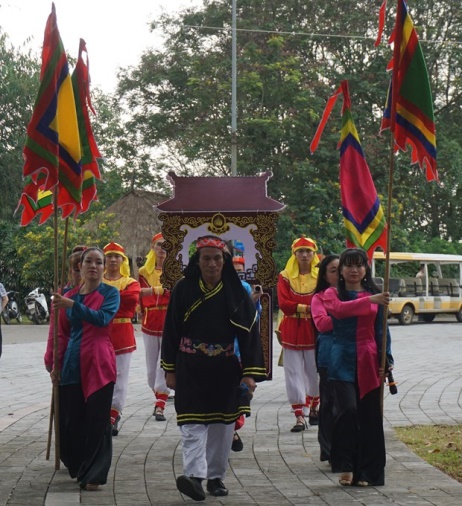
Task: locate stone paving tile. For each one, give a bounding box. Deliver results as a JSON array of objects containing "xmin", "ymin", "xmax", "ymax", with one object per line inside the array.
[{"xmin": 2, "ymin": 322, "xmax": 462, "ymax": 505}]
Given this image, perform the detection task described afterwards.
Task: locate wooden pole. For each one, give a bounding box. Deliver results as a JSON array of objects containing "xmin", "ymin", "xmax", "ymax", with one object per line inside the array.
[
  {"xmin": 45, "ymin": 390, "xmax": 54, "ymax": 461},
  {"xmin": 380, "ymin": 0, "xmax": 403, "ymax": 414},
  {"xmin": 46, "ymin": 218, "xmax": 69, "ymax": 461},
  {"xmin": 379, "ymin": 133, "xmax": 396, "ymax": 414},
  {"xmin": 52, "ymin": 193, "xmax": 61, "ymax": 470}
]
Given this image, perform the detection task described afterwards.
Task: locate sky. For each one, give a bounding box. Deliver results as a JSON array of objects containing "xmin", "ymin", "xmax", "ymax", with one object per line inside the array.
[{"xmin": 0, "ymin": 0, "xmax": 204, "ymax": 92}]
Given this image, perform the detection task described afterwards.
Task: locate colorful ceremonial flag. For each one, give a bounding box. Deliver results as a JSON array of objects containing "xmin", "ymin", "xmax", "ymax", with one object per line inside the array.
[
  {"xmin": 18, "ymin": 14, "xmax": 103, "ymax": 225},
  {"xmin": 380, "ymin": 0, "xmax": 437, "ymax": 182},
  {"xmin": 311, "ymin": 81, "xmax": 387, "ymax": 260},
  {"xmin": 71, "ymin": 39, "xmax": 102, "ymax": 214},
  {"xmin": 17, "ymin": 188, "xmax": 54, "ymax": 226},
  {"xmin": 22, "ymin": 3, "xmax": 82, "ymax": 208}
]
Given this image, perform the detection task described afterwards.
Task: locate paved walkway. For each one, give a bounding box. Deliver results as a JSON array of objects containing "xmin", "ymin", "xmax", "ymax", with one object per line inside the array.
[{"xmin": 1, "ymin": 320, "xmax": 462, "ymax": 505}]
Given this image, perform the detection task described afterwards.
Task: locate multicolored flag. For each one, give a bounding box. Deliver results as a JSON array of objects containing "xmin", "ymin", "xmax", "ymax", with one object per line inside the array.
[
  {"xmin": 379, "ymin": 0, "xmax": 437, "ymax": 182},
  {"xmin": 311, "ymin": 81, "xmax": 387, "ymax": 260},
  {"xmin": 72, "ymin": 39, "xmax": 102, "ymax": 215},
  {"xmin": 18, "ymin": 188, "xmax": 54, "ymax": 227},
  {"xmin": 21, "ymin": 3, "xmax": 82, "ymax": 213},
  {"xmin": 18, "ymin": 13, "xmax": 103, "ymax": 224}
]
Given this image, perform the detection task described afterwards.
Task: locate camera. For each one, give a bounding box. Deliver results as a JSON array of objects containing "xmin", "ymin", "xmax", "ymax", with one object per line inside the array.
[
  {"xmin": 254, "ymin": 285, "xmax": 262, "ymax": 293},
  {"xmin": 238, "ymin": 382, "xmax": 253, "ymax": 401},
  {"xmin": 387, "ymin": 370, "xmax": 398, "ymax": 395}
]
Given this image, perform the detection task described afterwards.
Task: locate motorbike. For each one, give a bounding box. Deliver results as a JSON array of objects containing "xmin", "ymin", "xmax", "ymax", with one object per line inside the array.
[
  {"xmin": 1, "ymin": 291, "xmax": 23, "ymax": 324},
  {"xmin": 24, "ymin": 288, "xmax": 50, "ymax": 324}
]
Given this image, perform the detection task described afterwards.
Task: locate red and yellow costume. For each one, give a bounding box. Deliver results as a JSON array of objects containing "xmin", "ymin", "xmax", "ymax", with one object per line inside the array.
[
  {"xmin": 103, "ymin": 242, "xmax": 141, "ymax": 428},
  {"xmin": 277, "ymin": 236, "xmax": 320, "ymax": 422},
  {"xmin": 138, "ymin": 271, "xmax": 170, "ymax": 338},
  {"xmin": 138, "ymin": 233, "xmax": 171, "ymax": 414},
  {"xmin": 105, "ymin": 275, "xmax": 140, "ymax": 355}
]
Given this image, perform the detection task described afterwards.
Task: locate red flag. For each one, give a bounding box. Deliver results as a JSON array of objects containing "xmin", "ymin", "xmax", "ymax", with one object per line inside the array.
[
  {"xmin": 18, "ymin": 189, "xmax": 54, "ymax": 226},
  {"xmin": 18, "ymin": 27, "xmax": 103, "ymax": 224},
  {"xmin": 71, "ymin": 39, "xmax": 102, "ymax": 215},
  {"xmin": 380, "ymin": 0, "xmax": 437, "ymax": 182},
  {"xmin": 311, "ymin": 81, "xmax": 387, "ymax": 260},
  {"xmin": 22, "ymin": 3, "xmax": 82, "ymax": 199}
]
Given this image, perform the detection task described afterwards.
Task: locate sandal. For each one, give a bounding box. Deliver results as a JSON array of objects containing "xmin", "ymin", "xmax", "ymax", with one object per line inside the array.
[
  {"xmin": 290, "ymin": 416, "xmax": 307, "ymax": 433},
  {"xmin": 154, "ymin": 406, "xmax": 166, "ymax": 421},
  {"xmin": 308, "ymin": 407, "xmax": 319, "ymax": 426},
  {"xmin": 339, "ymin": 472, "xmax": 353, "ymax": 486},
  {"xmin": 81, "ymin": 483, "xmax": 99, "ymax": 491}
]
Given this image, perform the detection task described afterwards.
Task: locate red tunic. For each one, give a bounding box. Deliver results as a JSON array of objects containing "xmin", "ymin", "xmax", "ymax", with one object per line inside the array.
[
  {"xmin": 138, "ymin": 267, "xmax": 170, "ymax": 337},
  {"xmin": 277, "ymin": 270, "xmax": 316, "ymax": 351},
  {"xmin": 103, "ymin": 276, "xmax": 140, "ymax": 355}
]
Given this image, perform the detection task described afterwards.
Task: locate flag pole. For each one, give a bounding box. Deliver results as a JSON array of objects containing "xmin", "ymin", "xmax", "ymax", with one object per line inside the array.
[
  {"xmin": 47, "ymin": 217, "xmax": 69, "ymax": 461},
  {"xmin": 380, "ymin": 0, "xmax": 403, "ymax": 414},
  {"xmin": 52, "ymin": 191, "xmax": 61, "ymax": 470},
  {"xmin": 379, "ymin": 133, "xmax": 396, "ymax": 413},
  {"xmin": 45, "ymin": 392, "xmax": 54, "ymax": 461}
]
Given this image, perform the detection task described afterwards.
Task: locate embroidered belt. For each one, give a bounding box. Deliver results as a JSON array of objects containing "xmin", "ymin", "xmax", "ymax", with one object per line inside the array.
[
  {"xmin": 146, "ymin": 306, "xmax": 168, "ymax": 311},
  {"xmin": 113, "ymin": 317, "xmax": 132, "ymax": 324},
  {"xmin": 179, "ymin": 337, "xmax": 234, "ymax": 357}
]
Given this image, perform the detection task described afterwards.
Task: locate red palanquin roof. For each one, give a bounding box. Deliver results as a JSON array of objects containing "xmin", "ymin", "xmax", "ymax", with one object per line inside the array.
[{"xmin": 156, "ymin": 171, "xmax": 285, "ymax": 213}]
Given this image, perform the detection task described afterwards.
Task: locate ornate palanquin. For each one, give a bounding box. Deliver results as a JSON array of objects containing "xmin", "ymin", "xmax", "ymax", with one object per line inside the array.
[{"xmin": 156, "ymin": 171, "xmax": 285, "ymax": 379}]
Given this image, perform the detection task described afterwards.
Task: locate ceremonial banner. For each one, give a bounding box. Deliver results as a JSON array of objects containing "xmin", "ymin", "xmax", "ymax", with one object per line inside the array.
[
  {"xmin": 311, "ymin": 81, "xmax": 387, "ymax": 259},
  {"xmin": 22, "ymin": 3, "xmax": 82, "ymax": 215},
  {"xmin": 72, "ymin": 39, "xmax": 102, "ymax": 215},
  {"xmin": 380, "ymin": 0, "xmax": 437, "ymax": 182}
]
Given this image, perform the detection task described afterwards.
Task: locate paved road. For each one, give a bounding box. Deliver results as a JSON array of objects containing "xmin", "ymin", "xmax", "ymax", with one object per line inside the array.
[{"xmin": 1, "ymin": 321, "xmax": 461, "ymax": 505}]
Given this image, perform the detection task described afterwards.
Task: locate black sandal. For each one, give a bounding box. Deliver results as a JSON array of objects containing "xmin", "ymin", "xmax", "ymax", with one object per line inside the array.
[{"xmin": 290, "ymin": 416, "xmax": 307, "ymax": 432}]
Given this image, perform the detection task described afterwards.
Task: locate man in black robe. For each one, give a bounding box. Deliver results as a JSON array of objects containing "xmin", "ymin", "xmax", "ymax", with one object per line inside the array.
[{"xmin": 162, "ymin": 235, "xmax": 266, "ymax": 501}]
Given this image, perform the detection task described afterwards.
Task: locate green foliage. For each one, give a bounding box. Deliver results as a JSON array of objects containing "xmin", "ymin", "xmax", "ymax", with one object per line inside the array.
[
  {"xmin": 2, "ymin": 215, "xmax": 119, "ymax": 299},
  {"xmin": 0, "ymin": 34, "xmax": 40, "ymax": 221},
  {"xmin": 1, "ymin": 0, "xmax": 462, "ymax": 291},
  {"xmin": 116, "ymin": 0, "xmax": 462, "ymax": 258},
  {"xmin": 0, "ymin": 220, "xmax": 28, "ymax": 293}
]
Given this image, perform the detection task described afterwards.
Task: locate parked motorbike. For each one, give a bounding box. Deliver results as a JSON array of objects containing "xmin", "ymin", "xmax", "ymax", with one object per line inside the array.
[
  {"xmin": 1, "ymin": 291, "xmax": 23, "ymax": 324},
  {"xmin": 24, "ymin": 288, "xmax": 50, "ymax": 324}
]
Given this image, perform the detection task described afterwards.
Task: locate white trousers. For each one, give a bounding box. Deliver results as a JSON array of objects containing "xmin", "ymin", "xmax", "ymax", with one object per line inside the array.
[
  {"xmin": 180, "ymin": 423, "xmax": 235, "ymax": 480},
  {"xmin": 283, "ymin": 348, "xmax": 319, "ymax": 407},
  {"xmin": 143, "ymin": 333, "xmax": 170, "ymax": 395},
  {"xmin": 112, "ymin": 352, "xmax": 133, "ymax": 414}
]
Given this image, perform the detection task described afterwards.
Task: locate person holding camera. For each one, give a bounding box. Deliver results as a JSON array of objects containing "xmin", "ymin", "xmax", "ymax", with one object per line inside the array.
[
  {"xmin": 323, "ymin": 248, "xmax": 393, "ymax": 487},
  {"xmin": 162, "ymin": 235, "xmax": 266, "ymax": 501}
]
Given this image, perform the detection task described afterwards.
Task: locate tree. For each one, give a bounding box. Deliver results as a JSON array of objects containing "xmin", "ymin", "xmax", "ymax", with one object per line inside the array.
[
  {"xmin": 89, "ymin": 90, "xmax": 172, "ymax": 210},
  {"xmin": 0, "ymin": 214, "xmax": 115, "ymax": 301},
  {"xmin": 115, "ymin": 0, "xmax": 462, "ymax": 258},
  {"xmin": 0, "ymin": 33, "xmax": 40, "ymax": 221},
  {"xmin": 0, "ymin": 29, "xmax": 163, "ymax": 294}
]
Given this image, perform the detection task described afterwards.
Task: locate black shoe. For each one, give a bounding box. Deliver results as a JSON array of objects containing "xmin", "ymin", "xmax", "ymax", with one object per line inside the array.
[
  {"xmin": 112, "ymin": 415, "xmax": 120, "ymax": 436},
  {"xmin": 154, "ymin": 406, "xmax": 166, "ymax": 421},
  {"xmin": 320, "ymin": 452, "xmax": 330, "ymax": 462},
  {"xmin": 176, "ymin": 475, "xmax": 205, "ymax": 501},
  {"xmin": 290, "ymin": 416, "xmax": 307, "ymax": 432},
  {"xmin": 206, "ymin": 478, "xmax": 229, "ymax": 497},
  {"xmin": 231, "ymin": 431, "xmax": 243, "ymax": 452},
  {"xmin": 309, "ymin": 408, "xmax": 319, "ymax": 426}
]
